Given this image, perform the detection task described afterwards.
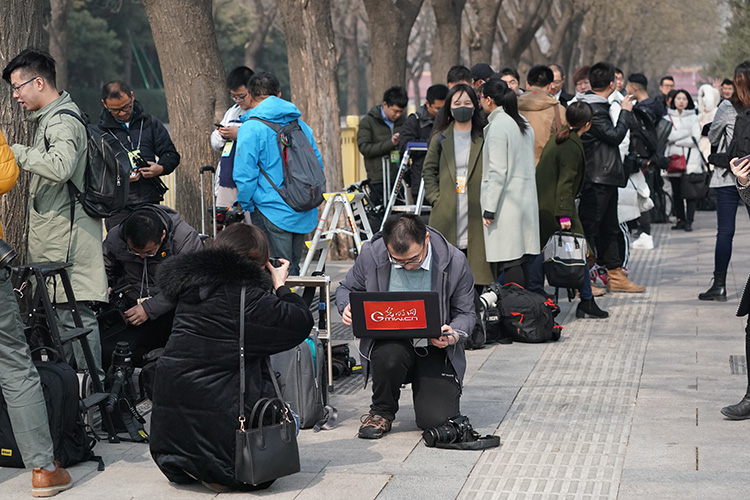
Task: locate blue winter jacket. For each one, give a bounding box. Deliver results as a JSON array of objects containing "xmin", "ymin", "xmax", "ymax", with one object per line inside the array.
[{"xmin": 234, "ymin": 96, "xmax": 324, "ymax": 233}]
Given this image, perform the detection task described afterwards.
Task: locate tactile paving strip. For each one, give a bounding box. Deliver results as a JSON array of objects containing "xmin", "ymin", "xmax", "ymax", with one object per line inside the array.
[{"xmin": 458, "ymin": 226, "xmax": 668, "ymax": 500}]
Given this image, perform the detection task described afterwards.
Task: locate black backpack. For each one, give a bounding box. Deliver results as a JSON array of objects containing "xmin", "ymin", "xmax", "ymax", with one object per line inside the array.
[
  {"xmin": 250, "ymin": 118, "xmax": 326, "ymax": 212},
  {"xmin": 45, "ymin": 109, "xmax": 130, "ymax": 219},
  {"xmin": 498, "ymin": 283, "xmax": 562, "ymax": 343},
  {"xmin": 0, "ymin": 360, "xmax": 102, "ymax": 469},
  {"xmin": 727, "ymin": 108, "xmax": 750, "ymax": 160}
]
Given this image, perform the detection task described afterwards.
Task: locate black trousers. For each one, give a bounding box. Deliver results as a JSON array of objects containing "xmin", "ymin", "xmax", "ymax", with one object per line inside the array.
[
  {"xmin": 669, "ymin": 177, "xmax": 696, "ymax": 223},
  {"xmin": 369, "ymin": 340, "xmax": 461, "ymax": 430},
  {"xmin": 578, "ymin": 183, "xmax": 623, "ymax": 270}
]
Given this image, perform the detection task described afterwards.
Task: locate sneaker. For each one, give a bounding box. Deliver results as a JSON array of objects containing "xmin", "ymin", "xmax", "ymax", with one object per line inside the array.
[
  {"xmin": 631, "ymin": 232, "xmax": 654, "ymax": 250},
  {"xmin": 590, "ymin": 265, "xmax": 609, "ymax": 289},
  {"xmin": 32, "ymin": 462, "xmax": 72, "ymax": 497},
  {"xmin": 358, "ymin": 414, "xmax": 392, "ymax": 439}
]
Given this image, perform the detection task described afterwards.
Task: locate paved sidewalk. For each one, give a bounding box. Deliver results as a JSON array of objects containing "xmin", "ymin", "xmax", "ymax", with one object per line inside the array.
[{"xmin": 2, "ymin": 210, "xmax": 750, "ymax": 499}]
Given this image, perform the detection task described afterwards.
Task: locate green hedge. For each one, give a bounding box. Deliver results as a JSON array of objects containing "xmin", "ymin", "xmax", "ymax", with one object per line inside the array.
[{"xmin": 67, "ymin": 87, "xmax": 169, "ymax": 124}]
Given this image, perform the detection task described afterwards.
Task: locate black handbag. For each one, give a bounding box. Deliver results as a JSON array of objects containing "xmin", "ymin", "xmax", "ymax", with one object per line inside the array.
[
  {"xmin": 681, "ymin": 138, "xmax": 711, "ymax": 200},
  {"xmin": 234, "ymin": 287, "xmax": 301, "ymax": 486},
  {"xmin": 542, "ymin": 231, "xmax": 587, "ymax": 289}
]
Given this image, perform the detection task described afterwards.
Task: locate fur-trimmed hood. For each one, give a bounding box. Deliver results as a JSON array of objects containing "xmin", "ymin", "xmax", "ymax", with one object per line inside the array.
[{"xmin": 157, "ymin": 247, "xmax": 272, "ymax": 302}]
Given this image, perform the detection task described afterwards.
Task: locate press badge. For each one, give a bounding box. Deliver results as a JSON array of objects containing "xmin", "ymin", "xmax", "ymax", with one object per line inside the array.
[
  {"xmin": 390, "ymin": 150, "xmax": 400, "ymax": 163},
  {"xmin": 127, "ymin": 149, "xmax": 142, "ymax": 170},
  {"xmin": 456, "ymin": 175, "xmax": 467, "ymax": 194},
  {"xmin": 221, "ymin": 141, "xmax": 234, "ymax": 157}
]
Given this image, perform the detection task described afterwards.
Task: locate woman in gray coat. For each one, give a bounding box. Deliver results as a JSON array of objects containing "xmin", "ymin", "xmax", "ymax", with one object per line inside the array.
[{"xmin": 479, "ymin": 79, "xmax": 540, "ymax": 286}]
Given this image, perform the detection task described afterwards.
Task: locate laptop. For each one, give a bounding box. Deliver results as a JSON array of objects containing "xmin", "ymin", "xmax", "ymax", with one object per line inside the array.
[{"xmin": 349, "ymin": 291, "xmax": 442, "ymax": 339}]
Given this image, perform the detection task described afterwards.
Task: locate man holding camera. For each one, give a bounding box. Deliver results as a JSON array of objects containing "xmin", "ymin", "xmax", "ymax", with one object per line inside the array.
[
  {"xmin": 336, "ymin": 214, "xmax": 475, "ymax": 439},
  {"xmin": 0, "ymin": 130, "xmax": 72, "ymax": 496},
  {"xmin": 102, "ymin": 204, "xmax": 203, "ymax": 368},
  {"xmin": 98, "ymin": 81, "xmax": 180, "ymax": 229}
]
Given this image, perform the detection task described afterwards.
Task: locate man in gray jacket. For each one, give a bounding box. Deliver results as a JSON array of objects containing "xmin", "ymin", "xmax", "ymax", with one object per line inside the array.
[
  {"xmin": 336, "ymin": 214, "xmax": 475, "ymax": 439},
  {"xmin": 102, "ymin": 204, "xmax": 203, "ymax": 368}
]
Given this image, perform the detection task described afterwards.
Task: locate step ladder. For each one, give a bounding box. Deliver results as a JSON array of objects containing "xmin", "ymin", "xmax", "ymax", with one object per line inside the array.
[
  {"xmin": 381, "ymin": 143, "xmax": 431, "ymax": 230},
  {"xmin": 299, "ymin": 192, "xmax": 373, "ymax": 276},
  {"xmin": 14, "ymin": 262, "xmax": 120, "ymax": 442}
]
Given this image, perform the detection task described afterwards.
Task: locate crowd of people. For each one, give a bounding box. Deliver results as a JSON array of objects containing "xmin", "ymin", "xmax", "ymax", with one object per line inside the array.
[{"xmin": 3, "ymin": 43, "xmax": 750, "ymax": 495}]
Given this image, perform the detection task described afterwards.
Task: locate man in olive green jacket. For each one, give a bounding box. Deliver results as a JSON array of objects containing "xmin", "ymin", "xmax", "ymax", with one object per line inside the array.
[
  {"xmin": 4, "ymin": 48, "xmax": 107, "ymax": 383},
  {"xmin": 357, "ymin": 86, "xmax": 407, "ymax": 206}
]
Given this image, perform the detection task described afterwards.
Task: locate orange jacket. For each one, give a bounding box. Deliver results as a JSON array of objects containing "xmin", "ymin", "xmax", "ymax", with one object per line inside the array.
[{"xmin": 0, "ymin": 130, "xmax": 20, "ymax": 238}]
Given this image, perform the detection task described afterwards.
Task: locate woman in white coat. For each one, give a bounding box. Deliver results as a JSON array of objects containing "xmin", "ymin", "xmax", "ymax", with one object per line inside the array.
[
  {"xmin": 479, "ymin": 79, "xmax": 539, "ymax": 286},
  {"xmin": 666, "ymin": 89, "xmax": 702, "ymax": 231}
]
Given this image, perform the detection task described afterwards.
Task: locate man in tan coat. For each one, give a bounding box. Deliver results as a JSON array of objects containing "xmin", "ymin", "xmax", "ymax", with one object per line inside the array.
[{"xmin": 518, "ymin": 65, "xmax": 567, "ymax": 165}]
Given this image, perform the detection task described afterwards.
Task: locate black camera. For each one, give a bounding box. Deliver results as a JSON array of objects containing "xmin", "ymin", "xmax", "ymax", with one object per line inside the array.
[
  {"xmin": 131, "ymin": 152, "xmax": 149, "ymax": 170},
  {"xmin": 214, "ymin": 203, "xmax": 245, "ymax": 229},
  {"xmin": 0, "ymin": 237, "xmax": 17, "ymax": 268},
  {"xmin": 423, "ymin": 415, "xmax": 476, "ymax": 447},
  {"xmin": 624, "ymin": 152, "xmax": 650, "ymax": 174}
]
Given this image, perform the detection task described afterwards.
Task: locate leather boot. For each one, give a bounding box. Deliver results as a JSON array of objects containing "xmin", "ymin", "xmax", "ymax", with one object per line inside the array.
[
  {"xmin": 32, "ymin": 461, "xmax": 72, "ymax": 497},
  {"xmin": 607, "ymin": 267, "xmax": 645, "ymax": 293},
  {"xmin": 721, "ymin": 392, "xmax": 750, "ymax": 420},
  {"xmin": 698, "ymin": 273, "xmax": 727, "ymax": 301},
  {"xmin": 576, "ymin": 298, "xmax": 609, "ymax": 319}
]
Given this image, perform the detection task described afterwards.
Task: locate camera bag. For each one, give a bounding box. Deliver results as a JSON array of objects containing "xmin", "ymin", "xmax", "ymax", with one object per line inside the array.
[
  {"xmin": 0, "ymin": 360, "xmax": 102, "ymax": 469},
  {"xmin": 498, "ymin": 283, "xmax": 562, "ymax": 343}
]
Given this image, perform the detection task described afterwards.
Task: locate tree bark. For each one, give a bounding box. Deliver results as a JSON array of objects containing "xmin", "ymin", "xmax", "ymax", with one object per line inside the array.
[
  {"xmin": 496, "ymin": 0, "xmax": 553, "ymax": 69},
  {"xmin": 142, "ymin": 0, "xmax": 228, "ymax": 230},
  {"xmin": 278, "ymin": 0, "xmax": 343, "ymax": 194},
  {"xmin": 467, "ymin": 0, "xmax": 503, "ymax": 67},
  {"xmin": 362, "ymin": 0, "xmax": 424, "ymax": 104},
  {"xmin": 48, "ymin": 0, "xmax": 71, "ymax": 91},
  {"xmin": 343, "ymin": 13, "xmax": 361, "ymax": 116},
  {"xmin": 431, "ymin": 0, "xmax": 466, "ymax": 85},
  {"xmin": 244, "ymin": 0, "xmax": 277, "ymax": 69},
  {"xmin": 0, "ymin": 0, "xmax": 44, "ymax": 262}
]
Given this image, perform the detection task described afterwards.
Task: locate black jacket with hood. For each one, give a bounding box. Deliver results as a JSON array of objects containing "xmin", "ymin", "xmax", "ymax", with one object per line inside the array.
[
  {"xmin": 149, "ymin": 247, "xmax": 313, "ymax": 489},
  {"xmin": 579, "ymin": 92, "xmax": 633, "ymax": 187},
  {"xmin": 98, "ymin": 100, "xmax": 180, "ymax": 205},
  {"xmin": 102, "ymin": 204, "xmax": 204, "ymax": 319}
]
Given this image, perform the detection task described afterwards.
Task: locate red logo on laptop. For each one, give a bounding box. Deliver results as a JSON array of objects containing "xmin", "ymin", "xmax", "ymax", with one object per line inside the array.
[{"xmin": 363, "ymin": 300, "xmax": 427, "ymax": 330}]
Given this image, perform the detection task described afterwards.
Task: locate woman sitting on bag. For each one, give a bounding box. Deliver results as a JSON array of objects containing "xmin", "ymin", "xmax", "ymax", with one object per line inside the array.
[
  {"xmin": 149, "ymin": 223, "xmax": 312, "ymax": 492},
  {"xmin": 666, "ymin": 89, "xmax": 702, "ymax": 232},
  {"xmin": 422, "ymin": 83, "xmax": 494, "ymax": 290},
  {"xmin": 536, "ymin": 102, "xmax": 608, "ymax": 319}
]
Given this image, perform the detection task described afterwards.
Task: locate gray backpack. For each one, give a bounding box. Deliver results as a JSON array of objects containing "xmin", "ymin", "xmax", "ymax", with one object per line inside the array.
[{"xmin": 250, "ymin": 118, "xmax": 326, "ymax": 212}]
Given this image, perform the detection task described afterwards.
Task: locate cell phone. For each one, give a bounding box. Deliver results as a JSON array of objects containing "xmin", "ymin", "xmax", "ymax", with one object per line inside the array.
[
  {"xmin": 738, "ymin": 153, "xmax": 750, "ymax": 165},
  {"xmin": 214, "ymin": 123, "xmax": 223, "ymax": 128},
  {"xmin": 269, "ymin": 257, "xmax": 283, "ymax": 268}
]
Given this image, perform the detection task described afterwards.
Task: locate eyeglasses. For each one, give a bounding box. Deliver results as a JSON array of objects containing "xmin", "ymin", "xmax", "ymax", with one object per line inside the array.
[
  {"xmin": 106, "ymin": 98, "xmax": 134, "ymax": 115},
  {"xmin": 231, "ymin": 92, "xmax": 248, "ymax": 102},
  {"xmin": 127, "ymin": 243, "xmax": 159, "ymax": 259},
  {"xmin": 10, "ymin": 76, "xmax": 38, "ymax": 94},
  {"xmin": 387, "ymin": 244, "xmax": 426, "ymax": 269}
]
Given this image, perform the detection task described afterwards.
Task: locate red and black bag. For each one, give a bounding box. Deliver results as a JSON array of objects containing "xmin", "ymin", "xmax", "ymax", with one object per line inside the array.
[{"xmin": 498, "ymin": 283, "xmax": 562, "ymax": 343}]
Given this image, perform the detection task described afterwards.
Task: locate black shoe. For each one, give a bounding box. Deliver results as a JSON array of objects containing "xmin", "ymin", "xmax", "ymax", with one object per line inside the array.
[
  {"xmin": 684, "ymin": 221, "xmax": 693, "ymax": 232},
  {"xmin": 721, "ymin": 395, "xmax": 750, "ymax": 420},
  {"xmin": 576, "ymin": 298, "xmax": 609, "ymax": 319},
  {"xmin": 698, "ymin": 276, "xmax": 727, "ymax": 302},
  {"xmin": 358, "ymin": 414, "xmax": 392, "ymax": 439},
  {"xmin": 671, "ymin": 220, "xmax": 686, "ymax": 230}
]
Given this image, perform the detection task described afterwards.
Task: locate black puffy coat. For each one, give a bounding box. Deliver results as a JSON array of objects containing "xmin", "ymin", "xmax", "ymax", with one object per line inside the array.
[{"xmin": 149, "ymin": 247, "xmax": 313, "ymax": 489}]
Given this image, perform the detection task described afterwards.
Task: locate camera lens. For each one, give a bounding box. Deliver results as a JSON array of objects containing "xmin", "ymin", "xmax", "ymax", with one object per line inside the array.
[{"xmin": 0, "ymin": 238, "xmax": 17, "ymax": 268}]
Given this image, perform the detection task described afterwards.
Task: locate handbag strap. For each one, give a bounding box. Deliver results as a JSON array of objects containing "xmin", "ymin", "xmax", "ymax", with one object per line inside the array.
[
  {"xmin": 691, "ymin": 136, "xmax": 708, "ymax": 171},
  {"xmin": 238, "ymin": 286, "xmax": 247, "ymax": 429}
]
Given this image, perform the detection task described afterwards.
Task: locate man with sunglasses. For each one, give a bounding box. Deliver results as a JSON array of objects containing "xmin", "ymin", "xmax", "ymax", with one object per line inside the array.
[
  {"xmin": 336, "ymin": 214, "xmax": 475, "ymax": 439},
  {"xmin": 98, "ymin": 81, "xmax": 180, "ymax": 229},
  {"xmin": 101, "ymin": 204, "xmax": 202, "ymax": 369},
  {"xmin": 2, "ymin": 48, "xmax": 108, "ymax": 384}
]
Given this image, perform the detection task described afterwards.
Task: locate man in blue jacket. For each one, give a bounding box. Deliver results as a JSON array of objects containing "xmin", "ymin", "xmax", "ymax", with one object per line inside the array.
[{"xmin": 234, "ymin": 72, "xmax": 324, "ymax": 275}]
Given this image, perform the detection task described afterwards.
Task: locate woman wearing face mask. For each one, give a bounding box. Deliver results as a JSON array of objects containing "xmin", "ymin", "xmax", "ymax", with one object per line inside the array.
[
  {"xmin": 666, "ymin": 89, "xmax": 702, "ymax": 232},
  {"xmin": 422, "ymin": 84, "xmax": 493, "ymax": 288},
  {"xmin": 479, "ymin": 79, "xmax": 539, "ymax": 287}
]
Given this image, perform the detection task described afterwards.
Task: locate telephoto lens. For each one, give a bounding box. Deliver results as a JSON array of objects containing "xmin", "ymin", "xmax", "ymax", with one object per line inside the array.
[{"xmin": 0, "ymin": 237, "xmax": 17, "ymax": 268}]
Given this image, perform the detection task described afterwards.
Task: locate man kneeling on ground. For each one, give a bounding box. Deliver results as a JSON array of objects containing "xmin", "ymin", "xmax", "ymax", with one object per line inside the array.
[{"xmin": 336, "ymin": 214, "xmax": 475, "ymax": 438}]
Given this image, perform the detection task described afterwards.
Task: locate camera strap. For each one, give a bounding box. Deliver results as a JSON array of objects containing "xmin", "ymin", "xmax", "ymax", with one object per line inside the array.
[{"xmin": 435, "ymin": 434, "xmax": 500, "ymax": 450}]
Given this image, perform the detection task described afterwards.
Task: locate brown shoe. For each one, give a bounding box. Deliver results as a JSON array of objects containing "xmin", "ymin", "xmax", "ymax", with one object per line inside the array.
[
  {"xmin": 358, "ymin": 414, "xmax": 392, "ymax": 439},
  {"xmin": 607, "ymin": 267, "xmax": 645, "ymax": 293},
  {"xmin": 32, "ymin": 461, "xmax": 72, "ymax": 497},
  {"xmin": 591, "ymin": 285, "xmax": 606, "ymax": 297}
]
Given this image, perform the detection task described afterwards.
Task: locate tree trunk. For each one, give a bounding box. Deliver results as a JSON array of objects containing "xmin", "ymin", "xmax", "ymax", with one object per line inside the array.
[
  {"xmin": 142, "ymin": 0, "xmax": 228, "ymax": 230},
  {"xmin": 467, "ymin": 0, "xmax": 503, "ymax": 67},
  {"xmin": 0, "ymin": 0, "xmax": 44, "ymax": 262},
  {"xmin": 363, "ymin": 0, "xmax": 424, "ymax": 104},
  {"xmin": 278, "ymin": 0, "xmax": 343, "ymax": 194},
  {"xmin": 343, "ymin": 13, "xmax": 361, "ymax": 116},
  {"xmin": 497, "ymin": 0, "xmax": 554, "ymax": 69},
  {"xmin": 431, "ymin": 0, "xmax": 466, "ymax": 85},
  {"xmin": 244, "ymin": 0, "xmax": 277, "ymax": 69},
  {"xmin": 48, "ymin": 0, "xmax": 71, "ymax": 91}
]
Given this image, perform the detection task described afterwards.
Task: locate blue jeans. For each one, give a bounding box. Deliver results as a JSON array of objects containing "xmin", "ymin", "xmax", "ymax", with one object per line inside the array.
[
  {"xmin": 250, "ymin": 209, "xmax": 306, "ymax": 276},
  {"xmin": 714, "ymin": 186, "xmax": 750, "ymax": 274}
]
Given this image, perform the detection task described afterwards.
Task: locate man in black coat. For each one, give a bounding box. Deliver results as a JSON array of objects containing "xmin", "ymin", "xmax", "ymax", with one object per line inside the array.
[
  {"xmin": 549, "ymin": 64, "xmax": 574, "ymax": 107},
  {"xmin": 576, "ymin": 62, "xmax": 645, "ymax": 293},
  {"xmin": 398, "ymin": 84, "xmax": 447, "ymax": 201},
  {"xmin": 99, "ymin": 81, "xmax": 180, "ymax": 228}
]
